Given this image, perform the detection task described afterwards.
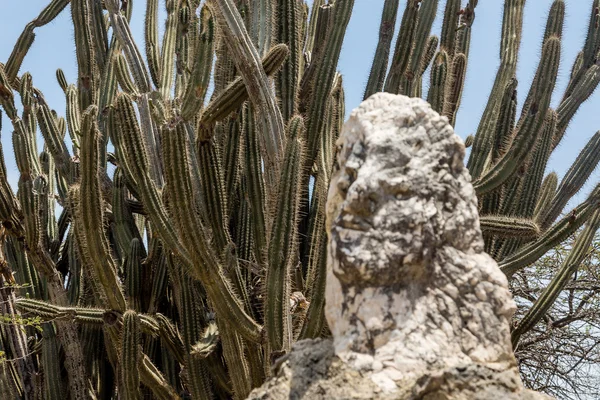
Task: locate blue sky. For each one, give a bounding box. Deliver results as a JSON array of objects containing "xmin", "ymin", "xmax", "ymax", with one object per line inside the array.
[{"xmin": 1, "ymin": 0, "xmax": 599, "ymax": 204}]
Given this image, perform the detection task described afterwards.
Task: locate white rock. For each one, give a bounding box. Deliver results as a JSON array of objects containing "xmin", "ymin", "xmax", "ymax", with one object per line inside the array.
[
  {"xmin": 248, "ymin": 93, "xmax": 552, "ymax": 400},
  {"xmin": 324, "ymin": 93, "xmax": 528, "ymax": 393}
]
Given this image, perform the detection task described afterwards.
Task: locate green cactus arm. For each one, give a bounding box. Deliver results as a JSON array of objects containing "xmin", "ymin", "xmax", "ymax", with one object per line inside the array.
[
  {"xmin": 479, "ymin": 216, "xmax": 540, "ymax": 239},
  {"xmin": 145, "ymin": 0, "xmax": 162, "ymax": 88},
  {"xmin": 512, "ymin": 109, "xmax": 557, "ymax": 219},
  {"xmin": 300, "ymin": 78, "xmax": 342, "ymax": 339},
  {"xmin": 139, "ymin": 94, "xmax": 165, "ymax": 185},
  {"xmin": 242, "ymin": 105, "xmax": 268, "ymax": 268},
  {"xmin": 472, "ymin": 112, "xmax": 539, "ymax": 196},
  {"xmin": 233, "ymin": 178, "xmax": 256, "ymax": 269},
  {"xmin": 155, "ymin": 313, "xmax": 186, "ymax": 364},
  {"xmin": 427, "ymin": 50, "xmax": 448, "ymax": 114},
  {"xmin": 265, "ymin": 116, "xmax": 305, "ymax": 354},
  {"xmin": 464, "ymin": 135, "xmax": 474, "ymax": 148},
  {"xmin": 439, "ymin": 0, "xmax": 461, "ymax": 57},
  {"xmin": 174, "ymin": 1, "xmax": 192, "ymax": 98},
  {"xmin": 6, "ymin": 239, "xmax": 43, "ymax": 302},
  {"xmin": 455, "ymin": 0, "xmax": 477, "ymax": 57},
  {"xmin": 180, "ymin": 5, "xmax": 216, "ymax": 121},
  {"xmin": 199, "ymin": 147, "xmax": 254, "ymax": 318},
  {"xmin": 473, "ymin": 36, "xmax": 560, "ymax": 195},
  {"xmin": 70, "ymin": 0, "xmax": 99, "ymax": 111},
  {"xmin": 302, "ymin": 0, "xmax": 354, "ymax": 174},
  {"xmin": 105, "ymin": 0, "xmax": 152, "ymax": 94},
  {"xmin": 64, "ymin": 85, "xmax": 82, "ymax": 152},
  {"xmin": 90, "ymin": 0, "xmax": 108, "ymax": 74},
  {"xmin": 538, "ymin": 131, "xmax": 600, "ymax": 230},
  {"xmin": 515, "ymin": 7, "xmax": 564, "ymax": 130},
  {"xmin": 55, "ymin": 115, "xmax": 67, "ymax": 138},
  {"xmin": 489, "ymin": 78, "xmax": 518, "ymax": 167},
  {"xmin": 64, "ymin": 234, "xmax": 82, "ymax": 304},
  {"xmin": 72, "ymin": 308, "xmax": 108, "ymax": 325},
  {"xmin": 363, "ymin": 0, "xmax": 400, "ymax": 99},
  {"xmin": 124, "ymin": 239, "xmax": 143, "ymax": 312},
  {"xmin": 35, "ymin": 95, "xmax": 73, "ymax": 184},
  {"xmin": 146, "ymin": 241, "xmax": 168, "ymax": 315},
  {"xmin": 159, "ymin": 0, "xmax": 179, "ymax": 100},
  {"xmin": 162, "ymin": 121, "xmax": 262, "ymax": 343},
  {"xmin": 563, "ymin": 0, "xmax": 600, "ymax": 98},
  {"xmin": 467, "ymin": 0, "xmax": 525, "ymax": 179},
  {"xmin": 73, "ymin": 105, "xmax": 126, "ymax": 311},
  {"xmin": 161, "ymin": 123, "xmax": 214, "ymax": 261},
  {"xmin": 567, "ymin": 50, "xmax": 585, "ymax": 91},
  {"xmin": 218, "ymin": 318, "xmax": 252, "ymax": 399},
  {"xmin": 299, "ymin": 166, "xmax": 328, "ymax": 340},
  {"xmin": 115, "ymin": 53, "xmax": 140, "ymax": 97},
  {"xmin": 580, "ymin": 0, "xmax": 600, "ymax": 67},
  {"xmin": 212, "ymin": 30, "xmax": 238, "ymax": 96},
  {"xmin": 276, "ymin": 0, "xmax": 303, "ymax": 122},
  {"xmin": 418, "ymin": 35, "xmax": 439, "ymax": 78},
  {"xmin": 37, "ymin": 152, "xmax": 57, "ymax": 249},
  {"xmin": 403, "ymin": 0, "xmax": 439, "ymax": 97},
  {"xmin": 442, "ymin": 53, "xmax": 466, "ymax": 126},
  {"xmin": 32, "ymin": 0, "xmax": 69, "ymax": 27},
  {"xmin": 0, "ymin": 359, "xmax": 19, "ymax": 398},
  {"xmin": 5, "ymin": 23, "xmax": 36, "ymax": 87},
  {"xmin": 138, "ymin": 352, "xmax": 180, "ymax": 399},
  {"xmin": 112, "ymin": 168, "xmax": 144, "ymax": 259},
  {"xmin": 302, "ymin": 4, "xmax": 333, "ymax": 83},
  {"xmin": 115, "ymin": 93, "xmax": 191, "ymax": 265},
  {"xmin": 555, "ymin": 65, "xmax": 600, "ymax": 147},
  {"xmin": 15, "ymin": 300, "xmax": 163, "ymax": 340},
  {"xmin": 0, "ymin": 64, "xmax": 19, "ymax": 120},
  {"xmin": 543, "ymin": 0, "xmax": 565, "ymax": 42},
  {"xmin": 12, "ymin": 117, "xmax": 40, "ymax": 179},
  {"xmin": 19, "ymin": 72, "xmax": 34, "ymax": 112},
  {"xmin": 0, "ymin": 121, "xmax": 25, "ymax": 239},
  {"xmin": 198, "ymin": 43, "xmax": 288, "ymax": 126},
  {"xmin": 97, "ymin": 41, "xmax": 120, "ymax": 162},
  {"xmin": 201, "ymin": 253, "xmax": 261, "ymax": 347},
  {"xmin": 18, "ymin": 177, "xmax": 45, "ymax": 269},
  {"xmin": 305, "ymin": 0, "xmax": 325, "ymax": 55},
  {"xmin": 534, "ymin": 172, "xmax": 558, "ymax": 222},
  {"xmin": 500, "ymin": 184, "xmax": 600, "ymax": 276},
  {"xmin": 249, "ymin": 0, "xmax": 274, "ymax": 56},
  {"xmin": 383, "ymin": 0, "xmax": 418, "ymax": 94},
  {"xmin": 212, "ymin": 0, "xmax": 285, "ymax": 172},
  {"xmin": 121, "ymin": 311, "xmax": 142, "ymax": 400},
  {"xmin": 104, "ymin": 2, "xmax": 163, "ymax": 182},
  {"xmin": 0, "ymin": 279, "xmax": 37, "ymax": 399},
  {"xmin": 14, "ymin": 298, "xmax": 66, "ymax": 318},
  {"xmin": 197, "ymin": 135, "xmax": 230, "ymax": 248},
  {"xmin": 491, "ymin": 117, "xmax": 548, "ymax": 223},
  {"xmin": 512, "ymin": 208, "xmax": 600, "ymax": 347},
  {"xmin": 170, "ymin": 263, "xmax": 214, "ymax": 399},
  {"xmin": 223, "ymin": 116, "xmax": 243, "ymax": 218}
]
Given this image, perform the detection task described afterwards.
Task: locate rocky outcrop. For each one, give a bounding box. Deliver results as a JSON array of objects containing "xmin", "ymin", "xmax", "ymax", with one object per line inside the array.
[{"xmin": 247, "ymin": 93, "xmax": 551, "ymax": 399}]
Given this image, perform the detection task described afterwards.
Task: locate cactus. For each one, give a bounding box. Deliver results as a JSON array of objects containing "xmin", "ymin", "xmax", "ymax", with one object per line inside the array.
[{"xmin": 1, "ymin": 0, "xmax": 600, "ymax": 397}]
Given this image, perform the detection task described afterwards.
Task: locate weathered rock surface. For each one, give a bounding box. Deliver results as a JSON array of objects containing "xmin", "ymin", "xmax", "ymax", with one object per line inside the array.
[{"xmin": 247, "ymin": 93, "xmax": 551, "ymax": 399}]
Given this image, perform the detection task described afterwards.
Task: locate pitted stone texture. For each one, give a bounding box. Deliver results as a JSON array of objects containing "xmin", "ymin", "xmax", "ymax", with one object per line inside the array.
[
  {"xmin": 247, "ymin": 339, "xmax": 552, "ymax": 400},
  {"xmin": 247, "ymin": 94, "xmax": 550, "ymax": 399},
  {"xmin": 247, "ymin": 339, "xmax": 389, "ymax": 400},
  {"xmin": 325, "ymin": 94, "xmax": 517, "ymax": 391}
]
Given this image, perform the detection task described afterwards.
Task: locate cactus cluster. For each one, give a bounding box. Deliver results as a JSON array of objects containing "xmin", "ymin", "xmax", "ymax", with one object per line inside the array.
[{"xmin": 0, "ymin": 0, "xmax": 599, "ymax": 398}]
